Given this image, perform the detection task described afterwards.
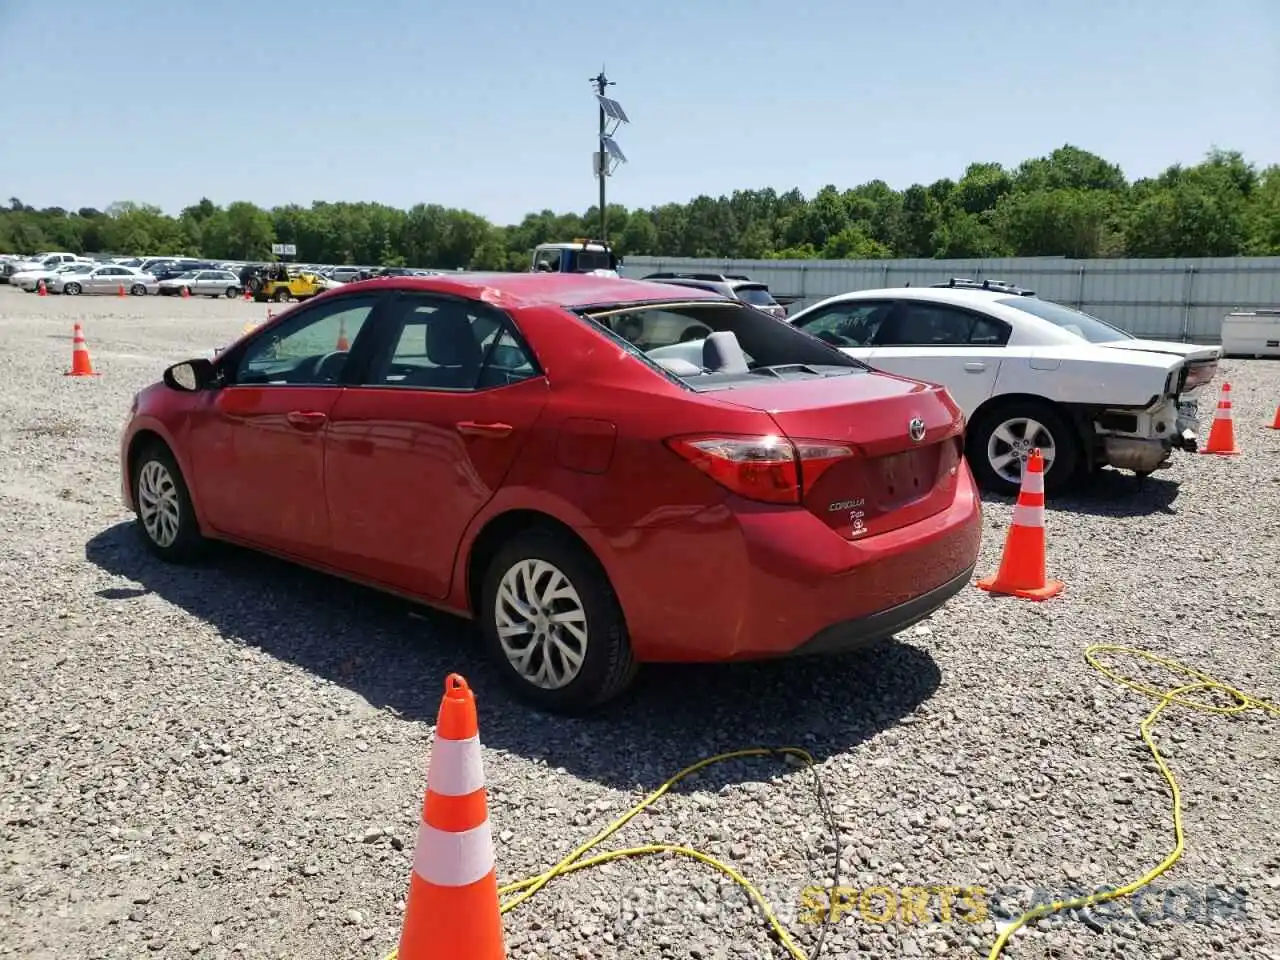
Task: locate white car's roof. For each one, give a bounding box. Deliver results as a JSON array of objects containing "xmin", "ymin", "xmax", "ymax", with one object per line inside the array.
[
  {"xmin": 795, "ymin": 286, "xmax": 1121, "ymax": 348},
  {"xmin": 814, "ymin": 286, "xmax": 1037, "ymax": 310}
]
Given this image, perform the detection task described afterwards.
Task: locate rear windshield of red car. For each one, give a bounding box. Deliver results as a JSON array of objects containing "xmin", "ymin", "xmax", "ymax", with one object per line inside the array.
[{"xmin": 576, "ymin": 301, "xmax": 866, "ymax": 390}]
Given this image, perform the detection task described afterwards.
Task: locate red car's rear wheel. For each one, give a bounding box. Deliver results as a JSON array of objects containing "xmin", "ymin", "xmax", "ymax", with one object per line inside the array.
[{"xmin": 478, "ymin": 527, "xmax": 636, "ymax": 713}]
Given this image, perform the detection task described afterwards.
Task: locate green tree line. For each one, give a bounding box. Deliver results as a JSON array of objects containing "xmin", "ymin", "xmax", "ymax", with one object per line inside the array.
[{"xmin": 3, "ymin": 146, "xmax": 1277, "ymax": 269}]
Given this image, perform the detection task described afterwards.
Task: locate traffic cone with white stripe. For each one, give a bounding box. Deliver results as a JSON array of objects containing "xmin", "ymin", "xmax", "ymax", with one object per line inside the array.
[
  {"xmin": 1200, "ymin": 382, "xmax": 1240, "ymax": 455},
  {"xmin": 975, "ymin": 448, "xmax": 1063, "ymax": 601},
  {"xmin": 65, "ymin": 323, "xmax": 100, "ymax": 377},
  {"xmin": 397, "ymin": 674, "xmax": 504, "ymax": 960},
  {"xmin": 1267, "ymin": 404, "xmax": 1280, "ymax": 430}
]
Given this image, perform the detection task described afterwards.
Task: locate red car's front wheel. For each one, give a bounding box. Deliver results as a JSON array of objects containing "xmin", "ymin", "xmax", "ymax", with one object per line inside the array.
[{"xmin": 131, "ymin": 442, "xmax": 207, "ymax": 563}]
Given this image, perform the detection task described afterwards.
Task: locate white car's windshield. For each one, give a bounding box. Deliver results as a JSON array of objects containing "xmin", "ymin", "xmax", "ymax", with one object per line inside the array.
[{"xmin": 995, "ymin": 296, "xmax": 1132, "ymax": 344}]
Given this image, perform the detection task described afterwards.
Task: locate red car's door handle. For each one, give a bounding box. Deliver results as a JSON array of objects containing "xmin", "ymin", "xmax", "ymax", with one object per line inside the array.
[
  {"xmin": 456, "ymin": 420, "xmax": 513, "ymax": 439},
  {"xmin": 286, "ymin": 410, "xmax": 328, "ymax": 431}
]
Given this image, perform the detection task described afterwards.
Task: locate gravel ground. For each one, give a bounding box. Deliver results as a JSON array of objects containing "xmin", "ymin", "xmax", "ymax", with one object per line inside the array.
[{"xmin": 1, "ymin": 284, "xmax": 1278, "ymax": 960}]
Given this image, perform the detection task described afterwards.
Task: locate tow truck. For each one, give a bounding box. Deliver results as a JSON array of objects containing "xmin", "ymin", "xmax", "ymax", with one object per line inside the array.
[{"xmin": 529, "ymin": 239, "xmax": 620, "ymax": 276}]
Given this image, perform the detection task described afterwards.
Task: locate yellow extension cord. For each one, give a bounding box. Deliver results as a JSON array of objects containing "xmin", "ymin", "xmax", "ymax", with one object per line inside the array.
[{"xmin": 382, "ymin": 644, "xmax": 1279, "ymax": 960}]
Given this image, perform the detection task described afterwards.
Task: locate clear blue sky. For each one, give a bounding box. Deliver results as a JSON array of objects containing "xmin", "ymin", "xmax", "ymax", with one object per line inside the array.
[{"xmin": 2, "ymin": 0, "xmax": 1276, "ymax": 226}]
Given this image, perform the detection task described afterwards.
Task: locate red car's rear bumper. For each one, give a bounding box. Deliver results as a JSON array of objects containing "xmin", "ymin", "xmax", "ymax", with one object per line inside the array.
[{"xmin": 609, "ymin": 464, "xmax": 983, "ymax": 663}]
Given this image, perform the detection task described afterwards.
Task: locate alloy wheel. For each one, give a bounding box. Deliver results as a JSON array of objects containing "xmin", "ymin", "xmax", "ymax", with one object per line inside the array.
[
  {"xmin": 137, "ymin": 459, "xmax": 182, "ymax": 548},
  {"xmin": 986, "ymin": 416, "xmax": 1057, "ymax": 485},
  {"xmin": 494, "ymin": 558, "xmax": 588, "ymax": 690}
]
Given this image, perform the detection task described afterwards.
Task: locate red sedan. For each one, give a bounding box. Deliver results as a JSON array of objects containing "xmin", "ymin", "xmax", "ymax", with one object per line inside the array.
[{"xmin": 120, "ymin": 272, "xmax": 982, "ymax": 712}]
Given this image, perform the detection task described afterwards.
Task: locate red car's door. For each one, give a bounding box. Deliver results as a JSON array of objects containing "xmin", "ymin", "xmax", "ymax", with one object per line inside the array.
[
  {"xmin": 324, "ymin": 292, "xmax": 549, "ymax": 599},
  {"xmin": 187, "ymin": 291, "xmax": 387, "ymax": 559}
]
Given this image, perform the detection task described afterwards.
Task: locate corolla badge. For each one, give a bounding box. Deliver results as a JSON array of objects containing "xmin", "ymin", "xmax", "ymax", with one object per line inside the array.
[
  {"xmin": 828, "ymin": 498, "xmax": 864, "ymax": 512},
  {"xmin": 908, "ymin": 418, "xmax": 926, "ymax": 442}
]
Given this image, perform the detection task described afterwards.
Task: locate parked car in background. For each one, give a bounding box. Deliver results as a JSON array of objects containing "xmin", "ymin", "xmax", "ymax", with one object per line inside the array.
[
  {"xmin": 152, "ymin": 260, "xmax": 219, "ymax": 282},
  {"xmin": 7, "ymin": 251, "xmax": 84, "ymax": 275},
  {"xmin": 157, "ymin": 269, "xmax": 243, "ymax": 298},
  {"xmin": 51, "ymin": 264, "xmax": 155, "ymax": 296},
  {"xmin": 120, "ymin": 272, "xmax": 981, "ymax": 712},
  {"xmin": 640, "ymin": 272, "xmax": 788, "ymax": 319},
  {"xmin": 782, "ymin": 279, "xmax": 1220, "ymax": 494},
  {"xmin": 12, "ymin": 261, "xmax": 97, "ymax": 292},
  {"xmin": 1, "ymin": 255, "xmax": 24, "ymax": 284}
]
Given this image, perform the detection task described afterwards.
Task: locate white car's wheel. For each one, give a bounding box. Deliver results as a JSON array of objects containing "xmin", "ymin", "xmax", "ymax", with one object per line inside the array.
[
  {"xmin": 479, "ymin": 527, "xmax": 636, "ymax": 713},
  {"xmin": 968, "ymin": 401, "xmax": 1080, "ymax": 496}
]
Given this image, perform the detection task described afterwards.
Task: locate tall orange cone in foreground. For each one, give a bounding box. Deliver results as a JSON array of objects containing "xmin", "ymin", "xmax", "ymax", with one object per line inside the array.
[
  {"xmin": 397, "ymin": 674, "xmax": 504, "ymax": 960},
  {"xmin": 65, "ymin": 323, "xmax": 99, "ymax": 377},
  {"xmin": 1266, "ymin": 404, "xmax": 1280, "ymax": 430},
  {"xmin": 1200, "ymin": 382, "xmax": 1240, "ymax": 455},
  {"xmin": 976, "ymin": 448, "xmax": 1063, "ymax": 601}
]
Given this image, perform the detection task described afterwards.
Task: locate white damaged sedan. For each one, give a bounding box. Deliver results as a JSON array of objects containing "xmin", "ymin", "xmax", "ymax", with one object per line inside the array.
[{"xmin": 651, "ymin": 280, "xmax": 1220, "ymax": 495}]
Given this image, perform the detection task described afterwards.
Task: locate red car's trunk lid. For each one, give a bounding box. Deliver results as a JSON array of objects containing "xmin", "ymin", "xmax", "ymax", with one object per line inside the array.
[{"xmin": 712, "ymin": 372, "xmax": 966, "ymax": 538}]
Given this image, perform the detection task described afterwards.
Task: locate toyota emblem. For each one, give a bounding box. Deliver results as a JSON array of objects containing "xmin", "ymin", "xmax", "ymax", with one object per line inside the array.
[{"xmin": 908, "ymin": 418, "xmax": 926, "ymax": 442}]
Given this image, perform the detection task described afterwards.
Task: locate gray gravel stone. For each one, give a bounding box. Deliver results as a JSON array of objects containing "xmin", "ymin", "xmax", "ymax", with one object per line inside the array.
[{"xmin": 0, "ymin": 288, "xmax": 1277, "ymax": 959}]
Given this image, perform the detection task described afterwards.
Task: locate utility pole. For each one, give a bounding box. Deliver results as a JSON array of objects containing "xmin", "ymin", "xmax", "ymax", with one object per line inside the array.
[{"xmin": 590, "ymin": 68, "xmax": 629, "ymax": 246}]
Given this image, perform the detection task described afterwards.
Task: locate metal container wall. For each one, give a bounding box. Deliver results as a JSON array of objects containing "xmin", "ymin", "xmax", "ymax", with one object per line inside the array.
[{"xmin": 619, "ymin": 256, "xmax": 1280, "ymax": 343}]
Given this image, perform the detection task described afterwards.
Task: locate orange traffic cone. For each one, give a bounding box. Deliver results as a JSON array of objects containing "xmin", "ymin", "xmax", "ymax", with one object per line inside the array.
[
  {"xmin": 65, "ymin": 324, "xmax": 100, "ymax": 377},
  {"xmin": 1267, "ymin": 404, "xmax": 1280, "ymax": 430},
  {"xmin": 1200, "ymin": 382, "xmax": 1240, "ymax": 455},
  {"xmin": 117, "ymin": 283, "xmax": 126, "ymax": 298},
  {"xmin": 396, "ymin": 674, "xmax": 504, "ymax": 960},
  {"xmin": 242, "ymin": 287, "xmax": 252, "ymax": 301},
  {"xmin": 37, "ymin": 279, "xmax": 47, "ymax": 297},
  {"xmin": 180, "ymin": 285, "xmax": 190, "ymax": 299},
  {"xmin": 976, "ymin": 448, "xmax": 1063, "ymax": 601},
  {"xmin": 336, "ymin": 318, "xmax": 350, "ymax": 351}
]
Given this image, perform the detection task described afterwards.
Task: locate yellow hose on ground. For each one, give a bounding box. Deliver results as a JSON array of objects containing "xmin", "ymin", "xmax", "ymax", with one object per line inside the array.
[
  {"xmin": 381, "ymin": 645, "xmax": 1278, "ymax": 960},
  {"xmin": 984, "ymin": 644, "xmax": 1279, "ymax": 958}
]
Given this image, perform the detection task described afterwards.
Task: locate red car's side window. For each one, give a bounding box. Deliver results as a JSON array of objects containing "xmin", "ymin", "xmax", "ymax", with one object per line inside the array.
[
  {"xmin": 232, "ymin": 297, "xmax": 380, "ymax": 386},
  {"xmin": 363, "ymin": 295, "xmax": 538, "ymax": 392}
]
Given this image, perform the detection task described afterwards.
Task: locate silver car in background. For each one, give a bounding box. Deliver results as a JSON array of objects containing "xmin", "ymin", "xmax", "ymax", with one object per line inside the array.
[
  {"xmin": 156, "ymin": 269, "xmax": 243, "ymax": 298},
  {"xmin": 52, "ymin": 264, "xmax": 156, "ymax": 296},
  {"xmin": 15, "ymin": 262, "xmax": 97, "ymax": 292}
]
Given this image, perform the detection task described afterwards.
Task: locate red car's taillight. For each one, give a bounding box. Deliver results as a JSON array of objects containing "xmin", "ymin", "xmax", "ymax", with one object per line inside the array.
[{"xmin": 665, "ymin": 434, "xmax": 855, "ymax": 504}]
